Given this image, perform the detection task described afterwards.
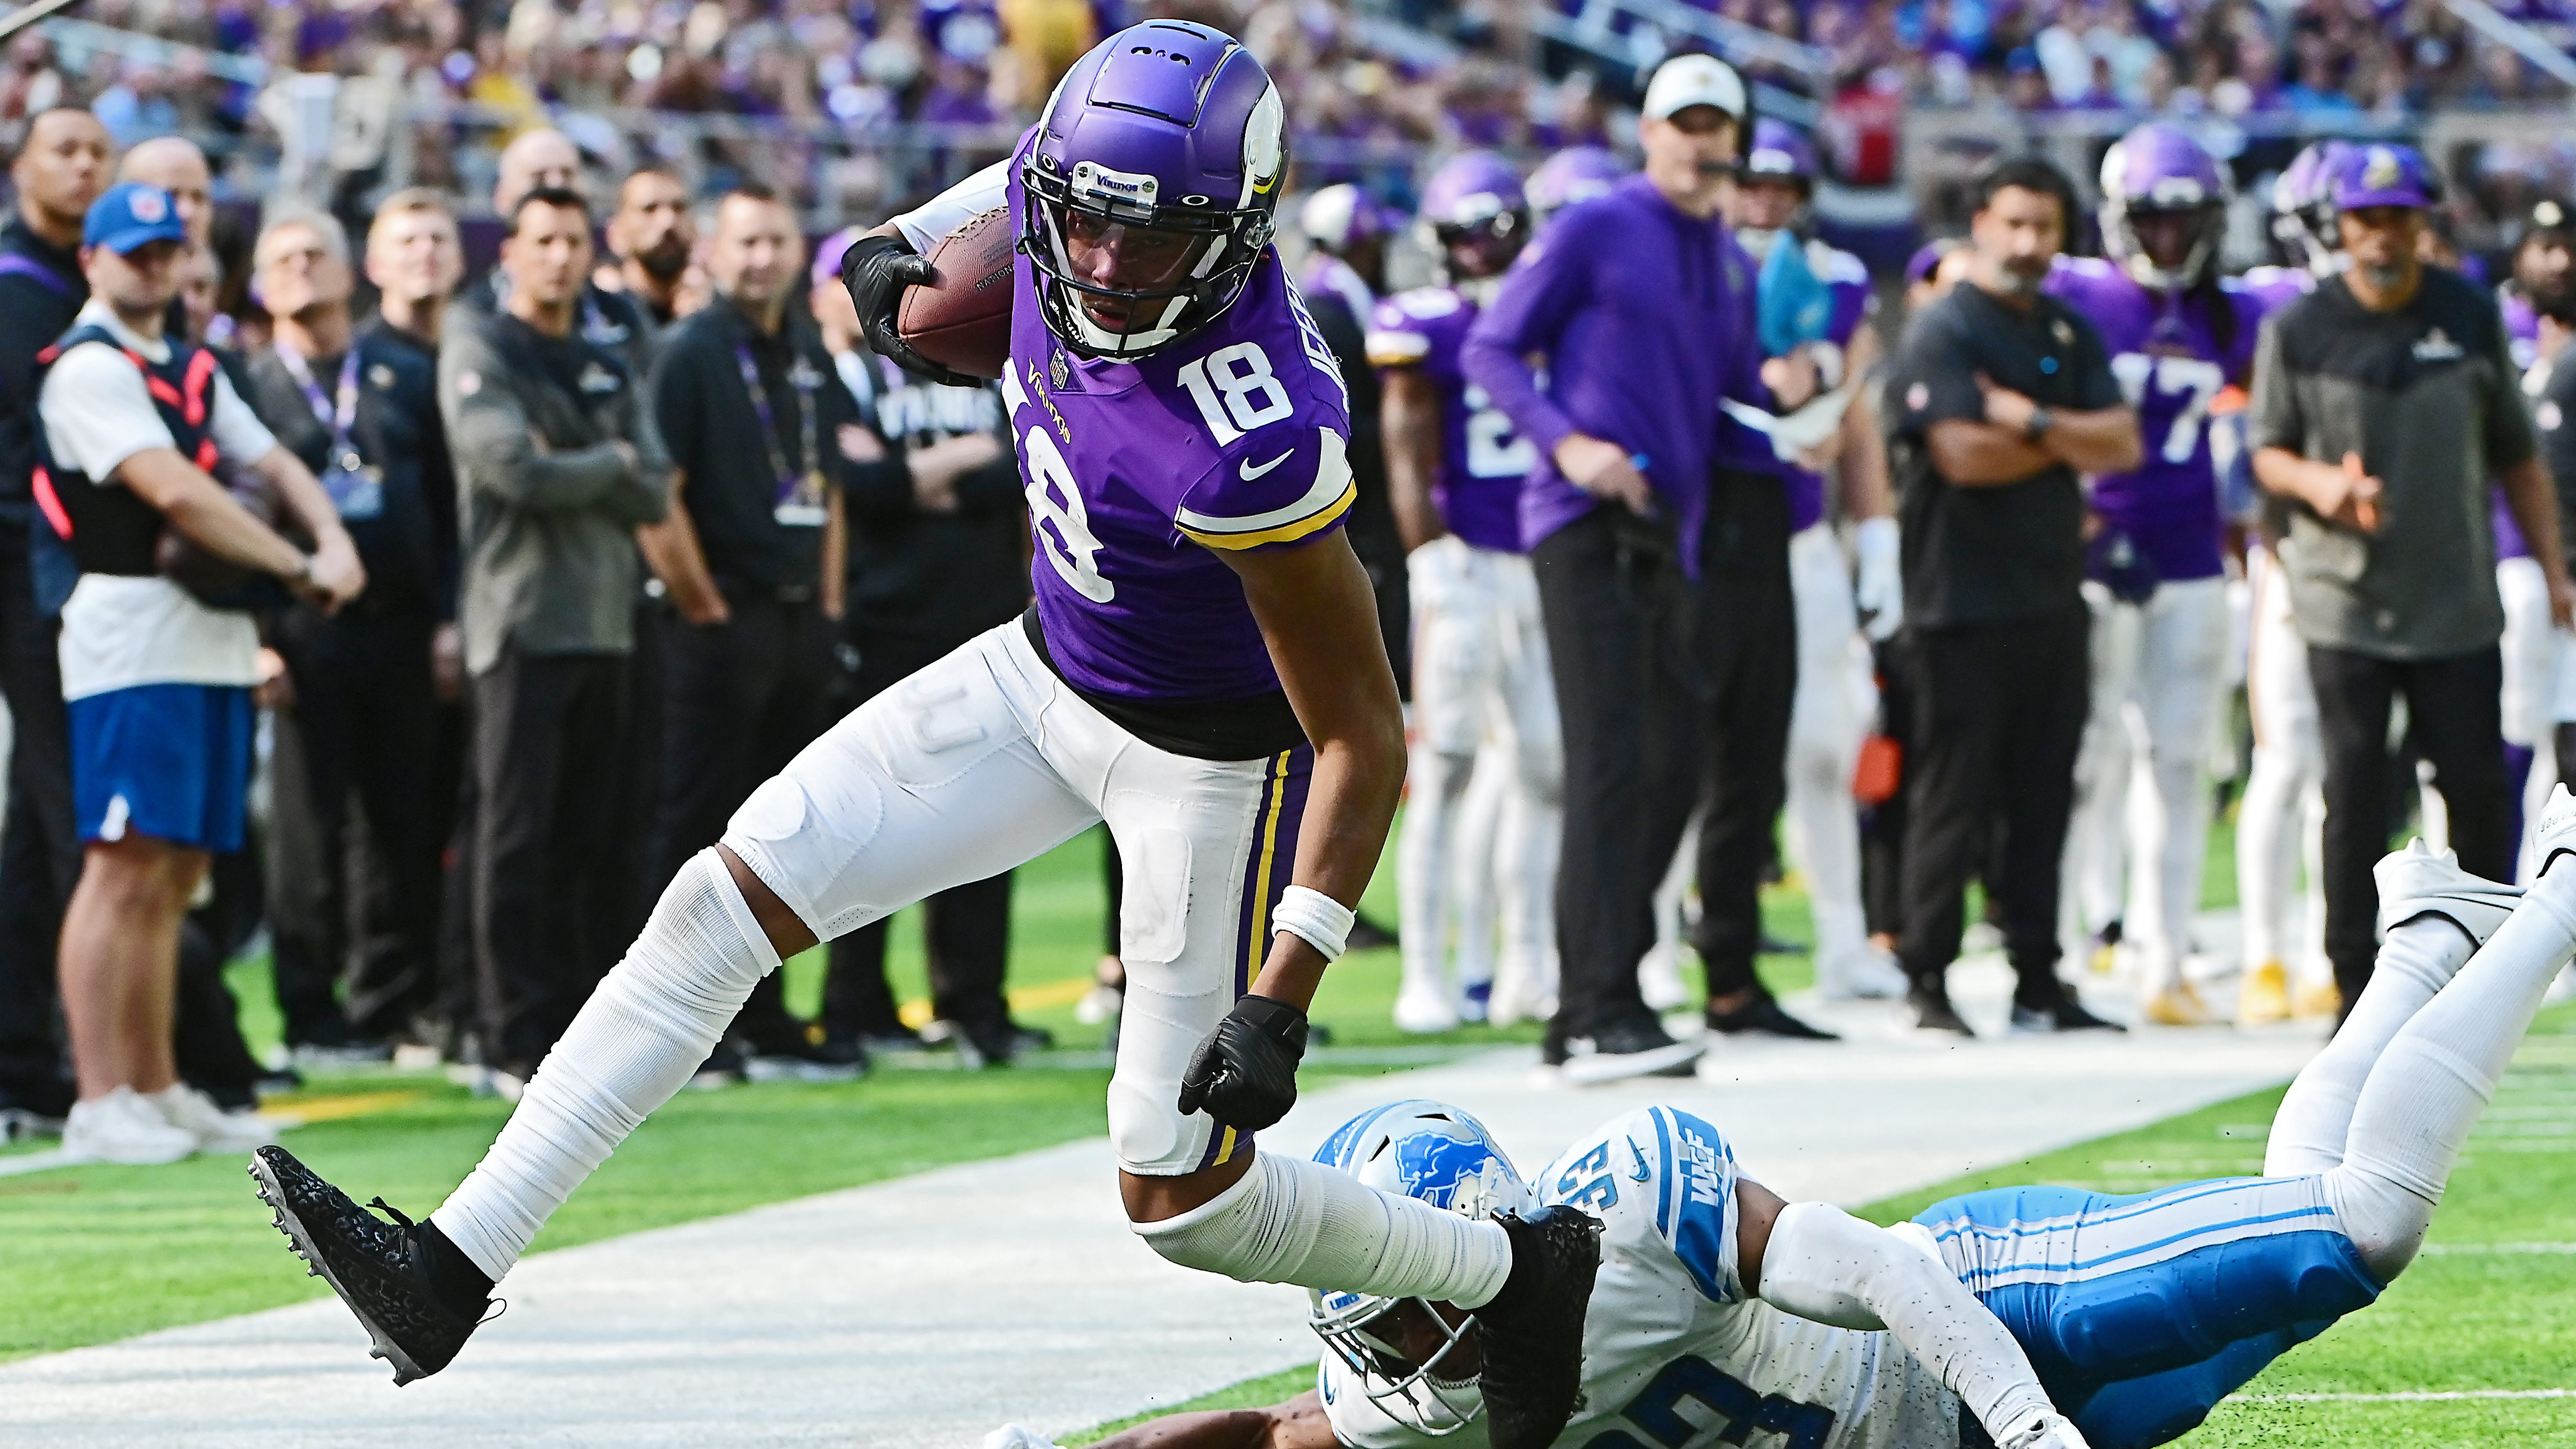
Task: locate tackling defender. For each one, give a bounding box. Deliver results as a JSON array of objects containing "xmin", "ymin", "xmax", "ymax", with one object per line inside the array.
[
  {"xmin": 2046, "ymin": 125, "xmax": 2277, "ymax": 1026},
  {"xmin": 997, "ymin": 800, "xmax": 2576, "ymax": 1449},
  {"xmin": 245, "ymin": 24, "xmax": 1600, "ymax": 1449},
  {"xmin": 1372, "ymin": 152, "xmax": 1558, "ymax": 1034}
]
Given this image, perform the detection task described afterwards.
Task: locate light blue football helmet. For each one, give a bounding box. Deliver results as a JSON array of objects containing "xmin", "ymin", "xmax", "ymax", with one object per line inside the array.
[{"xmin": 1307, "ymin": 1100, "xmax": 1532, "ymax": 1434}]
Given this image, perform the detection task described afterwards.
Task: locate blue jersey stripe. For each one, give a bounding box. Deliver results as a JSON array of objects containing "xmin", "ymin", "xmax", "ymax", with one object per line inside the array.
[{"xmin": 1650, "ymin": 1105, "xmax": 1677, "ymax": 1241}]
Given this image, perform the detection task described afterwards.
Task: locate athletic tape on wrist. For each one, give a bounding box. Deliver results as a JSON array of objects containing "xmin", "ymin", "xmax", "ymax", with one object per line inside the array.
[{"xmin": 1270, "ymin": 885, "xmax": 1356, "ymax": 962}]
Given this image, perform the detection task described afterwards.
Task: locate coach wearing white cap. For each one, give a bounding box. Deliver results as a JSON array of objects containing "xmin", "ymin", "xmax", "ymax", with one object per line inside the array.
[
  {"xmin": 39, "ymin": 183, "xmax": 363, "ymax": 1162},
  {"xmin": 1465, "ymin": 51, "xmax": 1811, "ymax": 1080}
]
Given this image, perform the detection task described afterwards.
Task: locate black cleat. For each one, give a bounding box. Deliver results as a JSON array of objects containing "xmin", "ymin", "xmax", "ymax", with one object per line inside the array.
[
  {"xmin": 1476, "ymin": 1205, "xmax": 1603, "ymax": 1449},
  {"xmin": 249, "ymin": 1145, "xmax": 489, "ymax": 1384}
]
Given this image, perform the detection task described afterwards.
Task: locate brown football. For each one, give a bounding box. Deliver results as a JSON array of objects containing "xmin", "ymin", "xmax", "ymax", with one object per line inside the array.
[{"xmin": 894, "ymin": 207, "xmax": 1016, "ymax": 381}]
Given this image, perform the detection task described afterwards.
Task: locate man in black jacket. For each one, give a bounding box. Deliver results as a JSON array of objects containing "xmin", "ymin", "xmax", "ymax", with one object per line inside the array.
[
  {"xmin": 0, "ymin": 105, "xmax": 108, "ymax": 1126},
  {"xmin": 809, "ymin": 227, "xmax": 1034, "ymax": 1066},
  {"xmin": 241, "ymin": 198, "xmax": 460, "ymax": 1060}
]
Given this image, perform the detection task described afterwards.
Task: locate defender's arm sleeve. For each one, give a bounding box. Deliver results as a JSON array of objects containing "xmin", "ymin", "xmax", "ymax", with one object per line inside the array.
[
  {"xmin": 1459, "ymin": 224, "xmax": 1593, "ymax": 461},
  {"xmin": 1758, "ymin": 1201, "xmax": 2057, "ymax": 1440},
  {"xmin": 891, "ymin": 158, "xmax": 1015, "ymax": 255},
  {"xmin": 439, "ymin": 325, "xmax": 634, "ymax": 512}
]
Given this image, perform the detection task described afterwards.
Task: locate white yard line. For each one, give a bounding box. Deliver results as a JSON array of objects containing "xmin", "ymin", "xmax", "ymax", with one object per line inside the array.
[{"xmin": 2243, "ymin": 1388, "xmax": 2576, "ymax": 1403}]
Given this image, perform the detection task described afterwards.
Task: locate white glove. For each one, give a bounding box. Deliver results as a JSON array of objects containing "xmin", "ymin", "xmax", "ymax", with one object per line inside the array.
[
  {"xmin": 1995, "ymin": 1410, "xmax": 2092, "ymax": 1449},
  {"xmin": 1852, "ymin": 516, "xmax": 1903, "ymax": 642},
  {"xmin": 983, "ymin": 1427, "xmax": 1064, "ymax": 1449}
]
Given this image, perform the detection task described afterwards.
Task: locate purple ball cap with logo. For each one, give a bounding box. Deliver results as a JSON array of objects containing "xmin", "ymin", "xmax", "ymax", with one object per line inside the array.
[
  {"xmin": 812, "ymin": 225, "xmax": 864, "ymax": 290},
  {"xmin": 2332, "ymin": 143, "xmax": 2437, "ymax": 212},
  {"xmin": 1740, "ymin": 117, "xmax": 1818, "ymax": 188},
  {"xmin": 1905, "ymin": 239, "xmax": 1956, "ymax": 285},
  {"xmin": 84, "ymin": 182, "xmax": 187, "ymax": 255}
]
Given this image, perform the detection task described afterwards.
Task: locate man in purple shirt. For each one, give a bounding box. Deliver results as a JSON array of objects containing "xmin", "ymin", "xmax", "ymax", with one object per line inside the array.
[
  {"xmin": 1463, "ymin": 53, "xmax": 1818, "ymax": 1080},
  {"xmin": 253, "ymin": 26, "xmax": 1600, "ymax": 1448}
]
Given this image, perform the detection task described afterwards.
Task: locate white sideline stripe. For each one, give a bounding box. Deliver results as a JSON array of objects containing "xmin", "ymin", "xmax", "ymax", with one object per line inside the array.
[
  {"xmin": 2419, "ymin": 1241, "xmax": 2576, "ymax": 1254},
  {"xmin": 2244, "ymin": 1388, "xmax": 2576, "ymax": 1403}
]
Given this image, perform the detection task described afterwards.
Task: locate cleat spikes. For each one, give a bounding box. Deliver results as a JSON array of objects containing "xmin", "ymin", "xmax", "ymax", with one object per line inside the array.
[{"xmin": 249, "ymin": 1146, "xmax": 487, "ymax": 1385}]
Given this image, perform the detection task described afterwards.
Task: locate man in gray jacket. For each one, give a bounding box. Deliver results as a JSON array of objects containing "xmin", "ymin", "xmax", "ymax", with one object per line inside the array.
[{"xmin": 442, "ymin": 186, "xmax": 671, "ymax": 1091}]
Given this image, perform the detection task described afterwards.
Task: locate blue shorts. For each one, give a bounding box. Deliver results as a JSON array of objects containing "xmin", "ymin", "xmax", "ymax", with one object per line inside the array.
[
  {"xmin": 68, "ymin": 682, "xmax": 255, "ymax": 853},
  {"xmin": 1915, "ymin": 1177, "xmax": 2384, "ymax": 1449}
]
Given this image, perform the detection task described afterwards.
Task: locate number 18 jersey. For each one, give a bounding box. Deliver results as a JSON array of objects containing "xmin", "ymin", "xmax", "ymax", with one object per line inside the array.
[
  {"xmin": 999, "ymin": 144, "xmax": 1356, "ymax": 707},
  {"xmin": 1321, "ymin": 1107, "xmax": 1961, "ymax": 1449}
]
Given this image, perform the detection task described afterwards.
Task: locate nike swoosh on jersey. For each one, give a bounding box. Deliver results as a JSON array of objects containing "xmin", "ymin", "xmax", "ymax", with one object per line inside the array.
[
  {"xmin": 1240, "ymin": 449, "xmax": 1295, "ymax": 480},
  {"xmin": 1626, "ymin": 1136, "xmax": 1653, "ymax": 1182}
]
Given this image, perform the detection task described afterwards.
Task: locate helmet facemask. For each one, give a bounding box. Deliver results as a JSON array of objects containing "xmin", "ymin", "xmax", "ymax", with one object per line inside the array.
[{"xmin": 1311, "ymin": 1293, "xmax": 1487, "ymax": 1435}]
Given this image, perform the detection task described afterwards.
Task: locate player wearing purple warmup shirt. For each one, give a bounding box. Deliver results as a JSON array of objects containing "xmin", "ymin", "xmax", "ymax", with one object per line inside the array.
[
  {"xmin": 1371, "ymin": 152, "xmax": 1560, "ymax": 1036},
  {"xmin": 248, "ymin": 29, "xmax": 1604, "ymax": 1444},
  {"xmin": 2044, "ymin": 124, "xmax": 2272, "ymax": 1026}
]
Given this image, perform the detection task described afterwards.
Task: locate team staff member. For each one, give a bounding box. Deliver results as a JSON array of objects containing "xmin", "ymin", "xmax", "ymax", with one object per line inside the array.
[
  {"xmin": 603, "ymin": 164, "xmax": 698, "ymax": 331},
  {"xmin": 2250, "ymin": 144, "xmax": 2576, "ymax": 1016},
  {"xmin": 464, "ymin": 129, "xmax": 655, "ymax": 380},
  {"xmin": 241, "ymin": 199, "xmax": 460, "ymax": 1058},
  {"xmin": 1464, "ymin": 54, "xmax": 1797, "ymax": 1081},
  {"xmin": 0, "ymin": 106, "xmax": 109, "ymax": 1126},
  {"xmin": 806, "ymin": 227, "xmax": 1037, "ymax": 1067},
  {"xmin": 639, "ymin": 186, "xmax": 855, "ymax": 1077},
  {"xmin": 1880, "ymin": 156, "xmax": 2140, "ymax": 1036},
  {"xmin": 42, "ymin": 183, "xmax": 364, "ymax": 1162},
  {"xmin": 444, "ymin": 187, "xmax": 672, "ymax": 1095}
]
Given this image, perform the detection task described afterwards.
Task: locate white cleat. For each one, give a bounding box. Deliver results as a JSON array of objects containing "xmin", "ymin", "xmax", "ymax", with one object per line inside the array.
[
  {"xmin": 1393, "ymin": 982, "xmax": 1461, "ymax": 1035},
  {"xmin": 1815, "ymin": 945, "xmax": 1910, "ymax": 1001},
  {"xmin": 61, "ymin": 1087, "xmax": 197, "ymax": 1165},
  {"xmin": 149, "ymin": 1084, "xmax": 280, "ymax": 1152},
  {"xmin": 2375, "ymin": 837, "xmax": 2523, "ymax": 948},
  {"xmin": 2533, "ymin": 786, "xmax": 2576, "ymax": 882},
  {"xmin": 1637, "ymin": 945, "xmax": 1691, "ymax": 1011}
]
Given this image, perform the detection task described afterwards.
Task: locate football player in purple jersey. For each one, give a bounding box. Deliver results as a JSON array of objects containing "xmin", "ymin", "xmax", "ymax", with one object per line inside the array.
[
  {"xmin": 1369, "ymin": 151, "xmax": 1559, "ymax": 1035},
  {"xmin": 2489, "ymin": 201, "xmax": 2576, "ymax": 872},
  {"xmin": 249, "ymin": 27, "xmax": 1602, "ymax": 1444},
  {"xmin": 1719, "ymin": 118, "xmax": 1908, "ymax": 1003},
  {"xmin": 2044, "ymin": 124, "xmax": 2273, "ymax": 1027},
  {"xmin": 2233, "ymin": 140, "xmax": 2343, "ymax": 1024},
  {"xmin": 1525, "ymin": 144, "xmax": 1626, "ymax": 232}
]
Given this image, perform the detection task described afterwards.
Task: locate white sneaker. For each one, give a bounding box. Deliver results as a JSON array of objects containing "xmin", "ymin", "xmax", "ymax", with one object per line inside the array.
[
  {"xmin": 61, "ymin": 1087, "xmax": 197, "ymax": 1165},
  {"xmin": 148, "ymin": 1084, "xmax": 279, "ymax": 1152},
  {"xmin": 1815, "ymin": 945, "xmax": 1909, "ymax": 1001},
  {"xmin": 1393, "ymin": 980, "xmax": 1460, "ymax": 1034},
  {"xmin": 2376, "ymin": 837, "xmax": 2523, "ymax": 946},
  {"xmin": 1637, "ymin": 944, "xmax": 1691, "ymax": 1011}
]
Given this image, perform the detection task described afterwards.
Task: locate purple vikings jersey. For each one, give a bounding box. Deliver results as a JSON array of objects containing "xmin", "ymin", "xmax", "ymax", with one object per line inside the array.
[
  {"xmin": 1773, "ymin": 240, "xmax": 1874, "ymax": 534},
  {"xmin": 2045, "ymin": 257, "xmax": 2272, "ymax": 583},
  {"xmin": 1002, "ymin": 151, "xmax": 1355, "ymax": 704},
  {"xmin": 2503, "ymin": 283, "xmax": 2543, "ymax": 371},
  {"xmin": 1365, "ymin": 285, "xmax": 1532, "ymax": 552}
]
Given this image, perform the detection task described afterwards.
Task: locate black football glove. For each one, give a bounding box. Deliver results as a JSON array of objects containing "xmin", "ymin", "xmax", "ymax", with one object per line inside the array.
[
  {"xmin": 839, "ymin": 232, "xmax": 984, "ymax": 389},
  {"xmin": 1176, "ymin": 994, "xmax": 1309, "ymax": 1132}
]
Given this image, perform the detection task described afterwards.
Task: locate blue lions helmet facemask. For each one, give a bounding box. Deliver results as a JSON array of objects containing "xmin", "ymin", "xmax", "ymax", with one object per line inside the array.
[{"xmin": 1307, "ymin": 1100, "xmax": 1532, "ymax": 1436}]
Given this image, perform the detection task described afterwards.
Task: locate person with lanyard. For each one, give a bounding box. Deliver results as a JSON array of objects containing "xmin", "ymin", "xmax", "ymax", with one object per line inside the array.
[
  {"xmin": 0, "ymin": 105, "xmax": 109, "ymax": 1131},
  {"xmin": 637, "ymin": 184, "xmax": 857, "ymax": 1080},
  {"xmin": 39, "ymin": 183, "xmax": 366, "ymax": 1162},
  {"xmin": 806, "ymin": 224, "xmax": 1048, "ymax": 1068},
  {"xmin": 441, "ymin": 185, "xmax": 673, "ymax": 1101},
  {"xmin": 239, "ymin": 200, "xmax": 461, "ymax": 1065}
]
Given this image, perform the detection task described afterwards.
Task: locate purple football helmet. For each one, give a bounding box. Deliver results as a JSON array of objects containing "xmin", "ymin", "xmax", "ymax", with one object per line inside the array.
[
  {"xmin": 1739, "ymin": 117, "xmax": 1818, "ymax": 192},
  {"xmin": 1527, "ymin": 145, "xmax": 1626, "ymax": 225},
  {"xmin": 2272, "ymin": 139, "xmax": 2352, "ymax": 276},
  {"xmin": 2098, "ymin": 123, "xmax": 2228, "ymax": 290},
  {"xmin": 1020, "ymin": 20, "xmax": 1287, "ymax": 359},
  {"xmin": 1420, "ymin": 150, "xmax": 1529, "ymax": 279}
]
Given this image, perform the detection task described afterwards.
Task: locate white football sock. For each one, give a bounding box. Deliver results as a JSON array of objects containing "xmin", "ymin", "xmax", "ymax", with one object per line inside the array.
[
  {"xmin": 2326, "ymin": 868, "xmax": 2576, "ymax": 1281},
  {"xmin": 2265, "ymin": 916, "xmax": 2475, "ymax": 1177},
  {"xmin": 1134, "ymin": 1149, "xmax": 1514, "ymax": 1308},
  {"xmin": 432, "ymin": 851, "xmax": 779, "ymax": 1280}
]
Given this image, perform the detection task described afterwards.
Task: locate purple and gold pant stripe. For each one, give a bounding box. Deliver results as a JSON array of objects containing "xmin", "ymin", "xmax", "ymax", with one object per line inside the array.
[{"xmin": 1199, "ymin": 744, "xmax": 1315, "ymax": 1171}]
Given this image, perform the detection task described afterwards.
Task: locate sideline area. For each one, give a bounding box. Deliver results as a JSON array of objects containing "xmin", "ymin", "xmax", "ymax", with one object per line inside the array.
[{"xmin": 0, "ymin": 956, "xmax": 2324, "ymax": 1449}]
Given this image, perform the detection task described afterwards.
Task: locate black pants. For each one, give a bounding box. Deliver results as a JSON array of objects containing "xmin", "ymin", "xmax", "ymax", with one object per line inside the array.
[
  {"xmin": 1859, "ymin": 636, "xmax": 1913, "ymax": 939},
  {"xmin": 2310, "ymin": 643, "xmax": 2507, "ymax": 1005},
  {"xmin": 0, "ymin": 522, "xmax": 77, "ymax": 1101},
  {"xmin": 266, "ymin": 609, "xmax": 444, "ymax": 1044},
  {"xmin": 1533, "ymin": 509, "xmax": 1706, "ymax": 1041},
  {"xmin": 470, "ymin": 648, "xmax": 633, "ymax": 1077},
  {"xmin": 1691, "ymin": 472, "xmax": 1797, "ymax": 998},
  {"xmin": 648, "ymin": 594, "xmax": 840, "ymax": 1051},
  {"xmin": 177, "ymin": 845, "xmax": 270, "ymax": 1107},
  {"xmin": 822, "ymin": 627, "xmax": 1016, "ymax": 1040},
  {"xmin": 1896, "ymin": 607, "xmax": 2090, "ymax": 1002}
]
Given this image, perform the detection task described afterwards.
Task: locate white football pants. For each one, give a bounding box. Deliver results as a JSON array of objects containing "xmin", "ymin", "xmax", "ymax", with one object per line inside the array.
[
  {"xmin": 1783, "ymin": 524, "xmax": 1878, "ymax": 989},
  {"xmin": 2062, "ymin": 575, "xmax": 2230, "ymax": 991},
  {"xmin": 1396, "ymin": 537, "xmax": 1562, "ymax": 1023},
  {"xmin": 2498, "ymin": 556, "xmax": 2558, "ymax": 879},
  {"xmin": 2238, "ymin": 544, "xmax": 2327, "ymax": 981}
]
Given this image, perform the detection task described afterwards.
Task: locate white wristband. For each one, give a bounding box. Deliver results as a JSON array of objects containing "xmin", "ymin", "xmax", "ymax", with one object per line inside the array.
[{"xmin": 1271, "ymin": 885, "xmax": 1356, "ymax": 962}]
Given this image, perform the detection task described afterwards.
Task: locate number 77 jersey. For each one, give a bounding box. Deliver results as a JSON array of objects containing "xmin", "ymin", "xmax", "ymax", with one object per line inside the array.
[
  {"xmin": 999, "ymin": 144, "xmax": 1357, "ymax": 705},
  {"xmin": 1321, "ymin": 1107, "xmax": 1963, "ymax": 1449}
]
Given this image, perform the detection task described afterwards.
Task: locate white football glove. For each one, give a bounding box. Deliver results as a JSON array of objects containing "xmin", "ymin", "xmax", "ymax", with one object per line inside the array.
[
  {"xmin": 983, "ymin": 1426, "xmax": 1064, "ymax": 1449},
  {"xmin": 1995, "ymin": 1410, "xmax": 2092, "ymax": 1449},
  {"xmin": 1853, "ymin": 516, "xmax": 1903, "ymax": 642}
]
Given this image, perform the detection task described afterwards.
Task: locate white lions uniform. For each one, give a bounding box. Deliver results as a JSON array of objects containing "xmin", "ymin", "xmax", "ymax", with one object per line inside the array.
[{"xmin": 1321, "ymin": 1107, "xmax": 1960, "ymax": 1449}]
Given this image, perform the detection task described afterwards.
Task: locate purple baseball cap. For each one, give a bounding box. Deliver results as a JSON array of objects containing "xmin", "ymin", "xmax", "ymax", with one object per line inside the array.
[
  {"xmin": 1905, "ymin": 238, "xmax": 1959, "ymax": 285},
  {"xmin": 2332, "ymin": 144, "xmax": 2438, "ymax": 212},
  {"xmin": 812, "ymin": 225, "xmax": 864, "ymax": 289}
]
